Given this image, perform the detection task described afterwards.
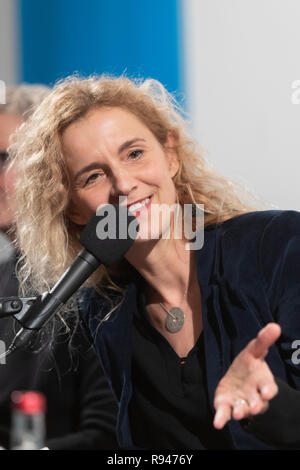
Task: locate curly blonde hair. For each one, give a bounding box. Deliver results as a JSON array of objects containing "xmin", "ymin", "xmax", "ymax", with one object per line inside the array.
[{"xmin": 9, "ymin": 74, "xmax": 272, "ymax": 301}]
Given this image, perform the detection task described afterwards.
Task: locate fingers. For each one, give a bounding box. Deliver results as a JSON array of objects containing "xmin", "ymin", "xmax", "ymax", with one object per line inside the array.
[
  {"xmin": 232, "ymin": 399, "xmax": 249, "ymax": 420},
  {"xmin": 258, "ymin": 379, "xmax": 279, "ymax": 401},
  {"xmin": 213, "ymin": 403, "xmax": 232, "ymax": 429},
  {"xmin": 214, "ymin": 395, "xmax": 270, "ymax": 429},
  {"xmin": 213, "ymin": 380, "xmax": 276, "ymax": 429},
  {"xmin": 214, "ymin": 397, "xmax": 251, "ymax": 429},
  {"xmin": 232, "ymin": 398, "xmax": 270, "ymax": 420},
  {"xmin": 247, "ymin": 323, "xmax": 281, "ymax": 359},
  {"xmin": 245, "ymin": 393, "xmax": 261, "ymax": 414},
  {"xmin": 259, "ymin": 402, "xmax": 269, "ymax": 414}
]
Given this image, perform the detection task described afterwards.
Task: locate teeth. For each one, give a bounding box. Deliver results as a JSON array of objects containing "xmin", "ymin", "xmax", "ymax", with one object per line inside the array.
[{"xmin": 128, "ymin": 197, "xmax": 150, "ymax": 213}]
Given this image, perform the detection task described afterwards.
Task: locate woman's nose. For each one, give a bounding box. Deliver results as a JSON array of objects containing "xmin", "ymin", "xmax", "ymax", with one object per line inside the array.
[{"xmin": 110, "ymin": 167, "xmax": 137, "ymax": 199}]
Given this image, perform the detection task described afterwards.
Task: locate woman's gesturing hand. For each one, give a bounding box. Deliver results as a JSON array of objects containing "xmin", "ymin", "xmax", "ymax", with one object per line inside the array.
[{"xmin": 213, "ymin": 323, "xmax": 281, "ymax": 429}]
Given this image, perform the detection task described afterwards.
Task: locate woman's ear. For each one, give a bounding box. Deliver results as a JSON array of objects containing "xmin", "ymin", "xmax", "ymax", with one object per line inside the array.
[{"xmin": 164, "ymin": 131, "xmax": 180, "ymax": 178}]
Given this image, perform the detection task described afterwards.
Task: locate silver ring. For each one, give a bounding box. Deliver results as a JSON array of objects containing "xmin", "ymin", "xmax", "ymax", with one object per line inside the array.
[{"xmin": 234, "ymin": 399, "xmax": 247, "ymax": 407}]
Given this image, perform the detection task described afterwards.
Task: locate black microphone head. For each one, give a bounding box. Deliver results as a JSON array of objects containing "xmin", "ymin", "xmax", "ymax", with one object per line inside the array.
[{"xmin": 80, "ymin": 204, "xmax": 139, "ymax": 266}]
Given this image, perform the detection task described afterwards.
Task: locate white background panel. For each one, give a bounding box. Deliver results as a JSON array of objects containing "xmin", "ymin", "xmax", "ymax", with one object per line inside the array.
[{"xmin": 183, "ymin": 0, "xmax": 300, "ymax": 210}]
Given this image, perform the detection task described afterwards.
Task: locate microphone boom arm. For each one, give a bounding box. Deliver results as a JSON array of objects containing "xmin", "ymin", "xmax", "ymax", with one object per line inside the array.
[{"xmin": 0, "ymin": 296, "xmax": 40, "ymax": 326}]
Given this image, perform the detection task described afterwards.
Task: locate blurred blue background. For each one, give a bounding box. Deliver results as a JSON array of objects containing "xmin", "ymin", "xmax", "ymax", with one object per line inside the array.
[{"xmin": 20, "ymin": 0, "xmax": 184, "ymax": 96}]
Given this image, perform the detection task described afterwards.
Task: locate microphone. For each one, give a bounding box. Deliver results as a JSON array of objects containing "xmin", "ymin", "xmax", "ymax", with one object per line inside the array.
[{"xmin": 8, "ymin": 204, "xmax": 139, "ymax": 352}]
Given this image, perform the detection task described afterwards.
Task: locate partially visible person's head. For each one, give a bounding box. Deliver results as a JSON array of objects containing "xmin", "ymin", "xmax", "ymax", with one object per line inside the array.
[
  {"xmin": 0, "ymin": 112, "xmax": 22, "ymax": 231},
  {"xmin": 0, "ymin": 85, "xmax": 50, "ymax": 233},
  {"xmin": 10, "ymin": 75, "xmax": 268, "ymax": 296}
]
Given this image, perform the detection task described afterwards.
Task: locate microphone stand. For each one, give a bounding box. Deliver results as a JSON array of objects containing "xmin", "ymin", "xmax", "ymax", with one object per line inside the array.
[
  {"xmin": 0, "ymin": 295, "xmax": 40, "ymax": 323},
  {"xmin": 0, "ymin": 295, "xmax": 43, "ymax": 358}
]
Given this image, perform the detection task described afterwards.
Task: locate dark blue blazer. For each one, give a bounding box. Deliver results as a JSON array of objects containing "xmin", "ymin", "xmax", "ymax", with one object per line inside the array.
[{"xmin": 78, "ymin": 209, "xmax": 300, "ymax": 449}]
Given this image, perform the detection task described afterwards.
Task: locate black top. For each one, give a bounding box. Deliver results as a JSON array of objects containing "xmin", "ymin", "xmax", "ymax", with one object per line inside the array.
[
  {"xmin": 129, "ymin": 281, "xmax": 300, "ymax": 450},
  {"xmin": 129, "ymin": 286, "xmax": 232, "ymax": 449}
]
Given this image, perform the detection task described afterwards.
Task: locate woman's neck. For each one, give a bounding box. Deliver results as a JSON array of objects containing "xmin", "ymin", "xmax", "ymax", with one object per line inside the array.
[{"xmin": 125, "ymin": 237, "xmax": 197, "ymax": 306}]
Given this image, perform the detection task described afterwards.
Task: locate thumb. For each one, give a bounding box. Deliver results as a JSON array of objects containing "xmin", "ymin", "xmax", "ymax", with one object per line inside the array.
[{"xmin": 247, "ymin": 323, "xmax": 281, "ymax": 359}]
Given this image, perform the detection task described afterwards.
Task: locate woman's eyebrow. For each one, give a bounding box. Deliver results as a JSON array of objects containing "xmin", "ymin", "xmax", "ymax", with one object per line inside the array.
[
  {"xmin": 74, "ymin": 162, "xmax": 101, "ymax": 182},
  {"xmin": 73, "ymin": 138, "xmax": 146, "ymax": 181},
  {"xmin": 117, "ymin": 138, "xmax": 146, "ymax": 154}
]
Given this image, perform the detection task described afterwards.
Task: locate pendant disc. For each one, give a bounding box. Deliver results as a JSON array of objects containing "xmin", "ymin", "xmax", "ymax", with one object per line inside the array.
[{"xmin": 165, "ymin": 307, "xmax": 185, "ymax": 333}]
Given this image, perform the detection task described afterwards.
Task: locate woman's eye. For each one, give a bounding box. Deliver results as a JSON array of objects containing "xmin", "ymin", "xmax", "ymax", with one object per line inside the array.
[
  {"xmin": 128, "ymin": 149, "xmax": 143, "ymax": 159},
  {"xmin": 84, "ymin": 173, "xmax": 100, "ymax": 186}
]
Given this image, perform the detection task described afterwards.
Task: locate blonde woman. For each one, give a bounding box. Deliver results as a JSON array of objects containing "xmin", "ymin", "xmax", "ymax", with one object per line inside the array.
[{"xmin": 10, "ymin": 75, "xmax": 300, "ymax": 449}]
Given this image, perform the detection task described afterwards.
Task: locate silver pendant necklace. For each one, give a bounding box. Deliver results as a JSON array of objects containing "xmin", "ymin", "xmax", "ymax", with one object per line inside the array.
[{"xmin": 159, "ymin": 284, "xmax": 188, "ymax": 334}]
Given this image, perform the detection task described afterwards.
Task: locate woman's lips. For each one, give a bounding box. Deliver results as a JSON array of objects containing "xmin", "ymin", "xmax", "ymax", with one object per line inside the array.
[{"xmin": 132, "ymin": 195, "xmax": 152, "ymax": 218}]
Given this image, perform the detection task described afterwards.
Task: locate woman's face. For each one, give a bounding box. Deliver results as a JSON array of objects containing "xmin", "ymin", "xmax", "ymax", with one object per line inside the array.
[{"xmin": 62, "ymin": 106, "xmax": 179, "ymax": 241}]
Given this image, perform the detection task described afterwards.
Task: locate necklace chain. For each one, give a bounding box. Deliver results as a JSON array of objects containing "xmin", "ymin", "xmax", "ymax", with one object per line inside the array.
[
  {"xmin": 158, "ymin": 282, "xmax": 189, "ymax": 333},
  {"xmin": 159, "ymin": 282, "xmax": 188, "ymax": 318}
]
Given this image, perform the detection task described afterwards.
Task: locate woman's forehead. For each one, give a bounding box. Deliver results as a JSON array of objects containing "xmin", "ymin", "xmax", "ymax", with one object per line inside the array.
[
  {"xmin": 71, "ymin": 106, "xmax": 147, "ymax": 130},
  {"xmin": 61, "ymin": 107, "xmax": 153, "ymax": 151}
]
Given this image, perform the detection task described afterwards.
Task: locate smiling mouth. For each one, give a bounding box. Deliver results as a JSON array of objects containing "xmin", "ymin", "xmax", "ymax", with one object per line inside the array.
[{"xmin": 127, "ymin": 196, "xmax": 152, "ymax": 216}]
